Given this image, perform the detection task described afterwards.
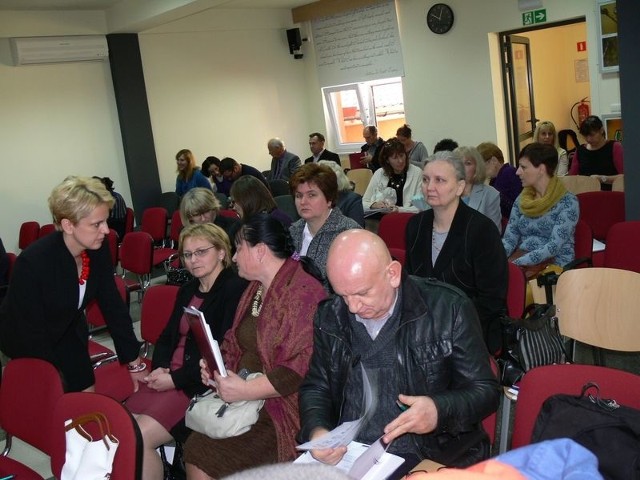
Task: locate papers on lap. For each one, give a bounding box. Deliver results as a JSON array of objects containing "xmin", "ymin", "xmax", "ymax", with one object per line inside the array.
[{"xmin": 184, "ymin": 306, "xmax": 227, "ymax": 378}]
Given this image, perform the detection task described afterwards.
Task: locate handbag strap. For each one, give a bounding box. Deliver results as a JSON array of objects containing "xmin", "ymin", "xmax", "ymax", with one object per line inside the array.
[{"xmin": 66, "ymin": 411, "xmax": 117, "ymax": 448}]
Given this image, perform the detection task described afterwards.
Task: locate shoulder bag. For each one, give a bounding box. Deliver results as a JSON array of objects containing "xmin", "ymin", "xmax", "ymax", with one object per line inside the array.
[
  {"xmin": 62, "ymin": 412, "xmax": 119, "ymax": 480},
  {"xmin": 185, "ymin": 372, "xmax": 265, "ymax": 439}
]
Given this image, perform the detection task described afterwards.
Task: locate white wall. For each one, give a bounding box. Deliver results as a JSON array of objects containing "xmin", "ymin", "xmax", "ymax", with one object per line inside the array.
[
  {"xmin": 139, "ymin": 8, "xmax": 312, "ymax": 193},
  {"xmin": 0, "ymin": 0, "xmax": 620, "ymax": 251}
]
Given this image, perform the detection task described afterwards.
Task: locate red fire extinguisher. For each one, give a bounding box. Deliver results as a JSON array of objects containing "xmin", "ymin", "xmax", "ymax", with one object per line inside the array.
[{"xmin": 577, "ymin": 99, "xmax": 590, "ymax": 124}]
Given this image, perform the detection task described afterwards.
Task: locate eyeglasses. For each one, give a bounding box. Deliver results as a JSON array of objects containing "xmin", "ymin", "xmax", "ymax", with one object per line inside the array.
[
  {"xmin": 181, "ymin": 245, "xmax": 216, "ymax": 261},
  {"xmin": 187, "ymin": 210, "xmax": 210, "ymax": 221}
]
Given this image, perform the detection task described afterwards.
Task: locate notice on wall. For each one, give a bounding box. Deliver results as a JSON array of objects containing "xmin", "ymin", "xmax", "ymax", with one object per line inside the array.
[
  {"xmin": 312, "ymin": 0, "xmax": 404, "ymax": 87},
  {"xmin": 574, "ymin": 59, "xmax": 589, "ymax": 83}
]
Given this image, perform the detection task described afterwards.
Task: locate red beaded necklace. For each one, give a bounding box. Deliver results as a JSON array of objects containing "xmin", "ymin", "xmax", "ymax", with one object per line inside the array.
[{"xmin": 79, "ymin": 250, "xmax": 90, "ymax": 285}]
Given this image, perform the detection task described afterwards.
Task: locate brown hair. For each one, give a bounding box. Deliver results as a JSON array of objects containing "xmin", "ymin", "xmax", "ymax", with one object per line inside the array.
[
  {"xmin": 289, "ymin": 163, "xmax": 338, "ymax": 206},
  {"xmin": 230, "ymin": 175, "xmax": 277, "ymax": 219},
  {"xmin": 176, "ymin": 149, "xmax": 197, "ymax": 181},
  {"xmin": 379, "ymin": 138, "xmax": 408, "ymax": 177}
]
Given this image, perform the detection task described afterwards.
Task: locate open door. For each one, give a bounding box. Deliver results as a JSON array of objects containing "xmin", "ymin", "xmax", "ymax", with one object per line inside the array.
[{"xmin": 501, "ymin": 34, "xmax": 538, "ymax": 163}]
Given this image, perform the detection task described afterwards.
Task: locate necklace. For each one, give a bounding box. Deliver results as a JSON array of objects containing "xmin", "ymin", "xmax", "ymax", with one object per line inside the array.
[
  {"xmin": 78, "ymin": 250, "xmax": 90, "ymax": 285},
  {"xmin": 251, "ymin": 284, "xmax": 264, "ymax": 317},
  {"xmin": 388, "ymin": 172, "xmax": 407, "ymax": 191}
]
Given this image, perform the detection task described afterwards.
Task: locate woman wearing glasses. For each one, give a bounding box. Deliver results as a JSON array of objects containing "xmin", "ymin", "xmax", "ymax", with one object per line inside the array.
[
  {"xmin": 179, "ymin": 187, "xmax": 239, "ymax": 238},
  {"xmin": 125, "ymin": 223, "xmax": 248, "ymax": 480},
  {"xmin": 362, "ymin": 138, "xmax": 423, "ymax": 212},
  {"xmin": 184, "ymin": 214, "xmax": 326, "ymax": 479}
]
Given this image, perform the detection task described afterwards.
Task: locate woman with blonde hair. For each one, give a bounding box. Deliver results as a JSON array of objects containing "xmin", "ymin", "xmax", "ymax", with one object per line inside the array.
[
  {"xmin": 175, "ymin": 149, "xmax": 212, "ymax": 196},
  {"xmin": 533, "ymin": 121, "xmax": 569, "ymax": 176},
  {"xmin": 126, "ymin": 223, "xmax": 247, "ymax": 480},
  {"xmin": 179, "ymin": 187, "xmax": 239, "ymax": 237},
  {"xmin": 455, "ymin": 146, "xmax": 502, "ymax": 230},
  {"xmin": 0, "ymin": 176, "xmax": 144, "ymax": 392}
]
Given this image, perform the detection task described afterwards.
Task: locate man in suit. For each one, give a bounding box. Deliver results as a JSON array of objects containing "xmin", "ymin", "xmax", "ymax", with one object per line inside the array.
[
  {"xmin": 304, "ymin": 132, "xmax": 341, "ymax": 165},
  {"xmin": 268, "ymin": 138, "xmax": 301, "ymax": 181},
  {"xmin": 361, "ymin": 125, "xmax": 385, "ymax": 172}
]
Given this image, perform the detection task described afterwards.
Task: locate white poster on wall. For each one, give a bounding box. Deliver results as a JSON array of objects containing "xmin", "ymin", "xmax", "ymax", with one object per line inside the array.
[{"xmin": 312, "ymin": 0, "xmax": 404, "ymax": 87}]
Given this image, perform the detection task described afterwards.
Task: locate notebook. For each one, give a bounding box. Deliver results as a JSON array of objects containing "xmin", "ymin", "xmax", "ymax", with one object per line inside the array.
[{"xmin": 184, "ymin": 306, "xmax": 227, "ymax": 378}]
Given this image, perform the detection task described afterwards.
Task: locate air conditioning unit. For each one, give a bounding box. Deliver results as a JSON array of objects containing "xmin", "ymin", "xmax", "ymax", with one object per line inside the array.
[{"xmin": 10, "ymin": 35, "xmax": 109, "ymax": 66}]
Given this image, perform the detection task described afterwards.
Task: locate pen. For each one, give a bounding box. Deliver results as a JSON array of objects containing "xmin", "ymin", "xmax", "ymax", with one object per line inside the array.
[
  {"xmin": 396, "ymin": 399, "xmax": 409, "ymax": 411},
  {"xmin": 0, "ymin": 475, "xmax": 16, "ymax": 480}
]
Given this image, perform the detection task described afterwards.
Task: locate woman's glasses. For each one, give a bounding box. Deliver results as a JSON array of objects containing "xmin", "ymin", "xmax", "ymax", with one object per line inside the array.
[{"xmin": 181, "ymin": 245, "xmax": 216, "ymax": 261}]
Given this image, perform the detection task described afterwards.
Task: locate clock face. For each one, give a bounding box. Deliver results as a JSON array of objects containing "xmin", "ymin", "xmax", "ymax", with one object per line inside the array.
[{"xmin": 427, "ymin": 3, "xmax": 454, "ymax": 34}]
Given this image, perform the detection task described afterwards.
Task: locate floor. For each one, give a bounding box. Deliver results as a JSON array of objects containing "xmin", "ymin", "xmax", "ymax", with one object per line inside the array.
[{"xmin": 2, "ymin": 269, "xmax": 640, "ymax": 478}]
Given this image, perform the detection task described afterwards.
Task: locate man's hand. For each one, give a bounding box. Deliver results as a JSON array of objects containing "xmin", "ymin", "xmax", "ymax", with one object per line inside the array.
[
  {"xmin": 360, "ymin": 154, "xmax": 372, "ymax": 166},
  {"xmin": 382, "ymin": 394, "xmax": 438, "ymax": 444},
  {"xmin": 309, "ymin": 428, "xmax": 348, "ymax": 465}
]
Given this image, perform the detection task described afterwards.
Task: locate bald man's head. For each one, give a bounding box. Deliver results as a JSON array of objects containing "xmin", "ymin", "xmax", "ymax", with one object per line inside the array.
[{"xmin": 327, "ymin": 230, "xmax": 401, "ymax": 320}]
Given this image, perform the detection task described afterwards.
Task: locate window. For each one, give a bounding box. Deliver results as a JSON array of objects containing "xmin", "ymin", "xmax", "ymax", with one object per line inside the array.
[{"xmin": 323, "ymin": 77, "xmax": 405, "ymax": 151}]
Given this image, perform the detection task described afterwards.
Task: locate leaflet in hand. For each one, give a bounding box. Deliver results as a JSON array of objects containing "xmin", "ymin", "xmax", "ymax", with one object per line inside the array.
[
  {"xmin": 294, "ymin": 437, "xmax": 404, "ymax": 480},
  {"xmin": 184, "ymin": 306, "xmax": 227, "ymax": 378},
  {"xmin": 297, "ymin": 364, "xmax": 374, "ymax": 450}
]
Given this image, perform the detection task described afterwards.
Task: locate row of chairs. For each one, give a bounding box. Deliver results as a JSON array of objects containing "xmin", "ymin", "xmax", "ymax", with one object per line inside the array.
[{"xmin": 0, "ymin": 358, "xmax": 142, "ymax": 479}]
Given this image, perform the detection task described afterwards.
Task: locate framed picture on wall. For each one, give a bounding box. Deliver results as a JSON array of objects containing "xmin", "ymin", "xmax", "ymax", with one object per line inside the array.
[
  {"xmin": 602, "ymin": 114, "xmax": 623, "ymax": 142},
  {"xmin": 596, "ymin": 0, "xmax": 619, "ymax": 73}
]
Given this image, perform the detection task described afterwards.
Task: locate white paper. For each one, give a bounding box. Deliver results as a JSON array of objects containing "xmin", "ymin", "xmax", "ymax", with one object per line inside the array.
[
  {"xmin": 297, "ymin": 365, "xmax": 373, "ymax": 450},
  {"xmin": 294, "ymin": 440, "xmax": 405, "ymax": 480},
  {"xmin": 592, "ymin": 239, "xmax": 606, "ymax": 253}
]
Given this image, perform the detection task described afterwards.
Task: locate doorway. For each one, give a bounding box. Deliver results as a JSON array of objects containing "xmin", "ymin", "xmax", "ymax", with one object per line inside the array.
[{"xmin": 498, "ymin": 19, "xmax": 589, "ymax": 164}]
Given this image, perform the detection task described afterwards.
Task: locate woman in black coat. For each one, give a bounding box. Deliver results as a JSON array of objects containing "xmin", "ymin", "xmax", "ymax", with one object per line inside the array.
[{"xmin": 405, "ymin": 151, "xmax": 508, "ymax": 354}]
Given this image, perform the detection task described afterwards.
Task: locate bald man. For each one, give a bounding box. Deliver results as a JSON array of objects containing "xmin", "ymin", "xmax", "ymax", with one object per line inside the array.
[{"xmin": 298, "ymin": 230, "xmax": 499, "ymax": 476}]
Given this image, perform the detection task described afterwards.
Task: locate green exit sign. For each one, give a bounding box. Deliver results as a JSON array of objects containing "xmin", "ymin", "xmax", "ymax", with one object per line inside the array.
[{"xmin": 522, "ymin": 8, "xmax": 547, "ymax": 26}]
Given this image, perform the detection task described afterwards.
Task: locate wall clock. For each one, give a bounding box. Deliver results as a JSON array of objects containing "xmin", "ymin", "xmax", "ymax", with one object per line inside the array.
[{"xmin": 427, "ymin": 3, "xmax": 454, "ymax": 34}]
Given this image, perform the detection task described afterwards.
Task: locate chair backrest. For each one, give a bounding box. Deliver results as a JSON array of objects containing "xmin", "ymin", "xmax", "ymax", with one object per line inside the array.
[
  {"xmin": 274, "ymin": 195, "xmax": 300, "ymax": 221},
  {"xmin": 107, "ymin": 228, "xmax": 119, "ymax": 268},
  {"xmin": 269, "ymin": 179, "xmax": 290, "ymax": 197},
  {"xmin": 38, "ymin": 223, "xmax": 56, "ymax": 239},
  {"xmin": 158, "ymin": 191, "xmax": 181, "ymax": 217},
  {"xmin": 377, "ymin": 212, "xmax": 414, "ymax": 251},
  {"xmin": 6, "ymin": 251, "xmax": 17, "ymax": 280},
  {"xmin": 86, "ymin": 275, "xmax": 130, "ymax": 328},
  {"xmin": 124, "ymin": 207, "xmax": 135, "ymax": 236},
  {"xmin": 141, "ymin": 207, "xmax": 168, "ymax": 243},
  {"xmin": 612, "ymin": 174, "xmax": 624, "ymax": 192},
  {"xmin": 512, "ymin": 364, "xmax": 640, "ymax": 449},
  {"xmin": 506, "ymin": 261, "xmax": 526, "ymax": 319},
  {"xmin": 555, "ymin": 268, "xmax": 640, "ymax": 352},
  {"xmin": 573, "ymin": 218, "xmax": 593, "ymax": 268},
  {"xmin": 169, "ymin": 209, "xmax": 183, "ymax": 247},
  {"xmin": 0, "ymin": 358, "xmax": 65, "ymax": 456},
  {"xmin": 119, "ymin": 231, "xmax": 153, "ymax": 275},
  {"xmin": 346, "ymin": 168, "xmax": 373, "ymax": 196},
  {"xmin": 577, "ymin": 191, "xmax": 625, "ymax": 241},
  {"xmin": 215, "ymin": 192, "xmax": 229, "ymax": 209},
  {"xmin": 140, "ymin": 285, "xmax": 180, "ymax": 348},
  {"xmin": 603, "ymin": 221, "xmax": 640, "ymax": 273},
  {"xmin": 50, "ymin": 392, "xmax": 143, "ymax": 480},
  {"xmin": 218, "ymin": 209, "xmax": 240, "ymax": 219},
  {"xmin": 557, "ymin": 129, "xmax": 580, "ymax": 153},
  {"xmin": 18, "ymin": 221, "xmax": 40, "ymax": 250},
  {"xmin": 559, "ymin": 175, "xmax": 601, "ymax": 195}
]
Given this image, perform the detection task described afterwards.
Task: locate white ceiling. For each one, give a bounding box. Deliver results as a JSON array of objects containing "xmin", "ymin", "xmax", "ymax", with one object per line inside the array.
[{"xmin": 0, "ymin": 0, "xmax": 311, "ymax": 10}]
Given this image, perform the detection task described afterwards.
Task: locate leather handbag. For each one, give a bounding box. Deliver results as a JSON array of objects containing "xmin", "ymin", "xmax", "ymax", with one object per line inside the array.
[
  {"xmin": 62, "ymin": 412, "xmax": 119, "ymax": 480},
  {"xmin": 164, "ymin": 253, "xmax": 193, "ymax": 286},
  {"xmin": 185, "ymin": 372, "xmax": 265, "ymax": 439},
  {"xmin": 508, "ymin": 249, "xmax": 553, "ymax": 280},
  {"xmin": 499, "ymin": 304, "xmax": 568, "ymax": 386}
]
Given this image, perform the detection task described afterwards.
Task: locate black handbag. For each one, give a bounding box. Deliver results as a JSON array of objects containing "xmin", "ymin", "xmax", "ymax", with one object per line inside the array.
[
  {"xmin": 498, "ymin": 304, "xmax": 567, "ymax": 386},
  {"xmin": 164, "ymin": 253, "xmax": 193, "ymax": 286}
]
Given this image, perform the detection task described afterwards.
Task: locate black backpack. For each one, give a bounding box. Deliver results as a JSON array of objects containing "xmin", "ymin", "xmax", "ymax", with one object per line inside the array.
[{"xmin": 531, "ymin": 382, "xmax": 640, "ymax": 480}]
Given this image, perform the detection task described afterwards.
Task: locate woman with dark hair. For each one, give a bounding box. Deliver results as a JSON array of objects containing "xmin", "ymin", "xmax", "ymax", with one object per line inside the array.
[
  {"xmin": 183, "ymin": 214, "xmax": 326, "ymax": 480},
  {"xmin": 175, "ymin": 149, "xmax": 211, "ymax": 196},
  {"xmin": 125, "ymin": 223, "xmax": 247, "ymax": 480},
  {"xmin": 504, "ymin": 143, "xmax": 579, "ymax": 271},
  {"xmin": 229, "ymin": 175, "xmax": 292, "ymax": 228},
  {"xmin": 569, "ymin": 115, "xmax": 624, "ymax": 190},
  {"xmin": 201, "ymin": 156, "xmax": 232, "ymax": 196},
  {"xmin": 288, "ymin": 163, "xmax": 361, "ymax": 285},
  {"xmin": 396, "ymin": 124, "xmax": 429, "ymax": 168},
  {"xmin": 94, "ymin": 176, "xmax": 127, "ymax": 239},
  {"xmin": 405, "ymin": 151, "xmax": 507, "ymax": 354},
  {"xmin": 362, "ymin": 137, "xmax": 422, "ymax": 211}
]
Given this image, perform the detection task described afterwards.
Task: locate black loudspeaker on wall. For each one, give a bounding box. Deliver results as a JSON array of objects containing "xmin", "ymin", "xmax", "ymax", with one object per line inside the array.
[{"xmin": 286, "ymin": 28, "xmax": 302, "ymax": 55}]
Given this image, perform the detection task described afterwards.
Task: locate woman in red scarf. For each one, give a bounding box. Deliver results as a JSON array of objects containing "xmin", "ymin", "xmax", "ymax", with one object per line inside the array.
[{"xmin": 184, "ymin": 214, "xmax": 327, "ymax": 479}]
